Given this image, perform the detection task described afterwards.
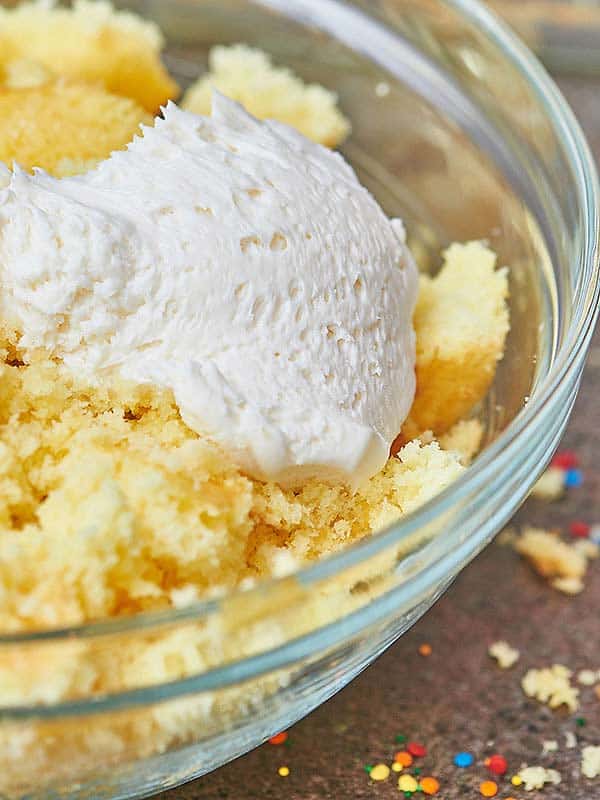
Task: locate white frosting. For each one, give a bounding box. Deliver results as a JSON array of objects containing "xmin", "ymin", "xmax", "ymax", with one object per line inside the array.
[{"xmin": 0, "ymin": 94, "xmax": 418, "ymax": 487}]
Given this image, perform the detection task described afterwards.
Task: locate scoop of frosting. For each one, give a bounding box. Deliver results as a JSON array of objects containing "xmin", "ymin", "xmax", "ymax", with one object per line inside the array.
[{"xmin": 0, "ymin": 93, "xmax": 418, "ymax": 487}]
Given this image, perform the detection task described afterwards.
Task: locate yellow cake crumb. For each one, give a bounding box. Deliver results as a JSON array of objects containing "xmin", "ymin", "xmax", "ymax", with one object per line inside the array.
[
  {"xmin": 182, "ymin": 44, "xmax": 350, "ymax": 147},
  {"xmin": 542, "ymin": 740, "xmax": 558, "ymax": 754},
  {"xmin": 582, "ymin": 746, "xmax": 600, "ymax": 780},
  {"xmin": 516, "ymin": 766, "xmax": 561, "ymax": 791},
  {"xmin": 0, "ymin": 0, "xmax": 178, "ymax": 111},
  {"xmin": 439, "ymin": 418, "xmax": 484, "ymax": 465},
  {"xmin": 521, "ymin": 664, "xmax": 579, "ymax": 711},
  {"xmin": 488, "ymin": 640, "xmax": 520, "ymax": 669},
  {"xmin": 403, "ymin": 241, "xmax": 509, "ymax": 439},
  {"xmin": 513, "ymin": 526, "xmax": 596, "ymax": 594},
  {"xmin": 0, "ymin": 80, "xmax": 151, "ymax": 176},
  {"xmin": 530, "ymin": 466, "xmax": 565, "ymax": 501},
  {"xmin": 2, "ymin": 57, "xmax": 53, "ymax": 89},
  {"xmin": 577, "ymin": 669, "xmax": 600, "ymax": 686}
]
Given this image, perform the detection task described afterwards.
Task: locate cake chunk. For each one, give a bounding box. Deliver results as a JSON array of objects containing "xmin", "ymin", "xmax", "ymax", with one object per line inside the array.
[
  {"xmin": 183, "ymin": 44, "xmax": 350, "ymax": 147},
  {"xmin": 0, "ymin": 0, "xmax": 178, "ymax": 111},
  {"xmin": 0, "ymin": 80, "xmax": 151, "ymax": 176},
  {"xmin": 403, "ymin": 241, "xmax": 509, "ymax": 439}
]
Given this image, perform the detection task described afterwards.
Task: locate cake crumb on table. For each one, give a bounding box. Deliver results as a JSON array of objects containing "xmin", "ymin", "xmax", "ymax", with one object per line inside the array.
[
  {"xmin": 542, "ymin": 740, "xmax": 558, "ymax": 754},
  {"xmin": 530, "ymin": 466, "xmax": 565, "ymax": 500},
  {"xmin": 515, "ymin": 766, "xmax": 561, "ymax": 791},
  {"xmin": 581, "ymin": 745, "xmax": 600, "ymax": 779},
  {"xmin": 521, "ymin": 664, "xmax": 579, "ymax": 711},
  {"xmin": 513, "ymin": 526, "xmax": 597, "ymax": 594},
  {"xmin": 488, "ymin": 640, "xmax": 520, "ymax": 669}
]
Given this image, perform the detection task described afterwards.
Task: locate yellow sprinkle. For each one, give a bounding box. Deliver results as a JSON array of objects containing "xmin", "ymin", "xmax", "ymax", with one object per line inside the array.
[
  {"xmin": 398, "ymin": 774, "xmax": 419, "ymax": 792},
  {"xmin": 392, "ymin": 762, "xmax": 403, "ymax": 773},
  {"xmin": 511, "ymin": 775, "xmax": 522, "ymax": 786},
  {"xmin": 278, "ymin": 766, "xmax": 290, "ymax": 777},
  {"xmin": 370, "ymin": 764, "xmax": 390, "ymax": 781}
]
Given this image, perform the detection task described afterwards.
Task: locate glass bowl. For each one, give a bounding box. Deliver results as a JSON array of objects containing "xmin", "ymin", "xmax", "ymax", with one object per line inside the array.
[{"xmin": 0, "ymin": 0, "xmax": 598, "ymax": 797}]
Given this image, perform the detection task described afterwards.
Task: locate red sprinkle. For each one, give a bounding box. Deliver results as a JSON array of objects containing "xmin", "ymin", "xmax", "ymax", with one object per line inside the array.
[
  {"xmin": 569, "ymin": 520, "xmax": 591, "ymax": 538},
  {"xmin": 269, "ymin": 732, "xmax": 288, "ymax": 745},
  {"xmin": 407, "ymin": 742, "xmax": 427, "ymax": 758},
  {"xmin": 552, "ymin": 450, "xmax": 578, "ymax": 469},
  {"xmin": 486, "ymin": 754, "xmax": 507, "ymax": 776}
]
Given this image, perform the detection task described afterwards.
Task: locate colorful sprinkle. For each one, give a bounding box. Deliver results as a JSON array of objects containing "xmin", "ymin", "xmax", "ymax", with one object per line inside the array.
[
  {"xmin": 570, "ymin": 520, "xmax": 591, "ymax": 538},
  {"xmin": 407, "ymin": 742, "xmax": 427, "ymax": 758},
  {"xmin": 398, "ymin": 774, "xmax": 419, "ymax": 792},
  {"xmin": 414, "ymin": 767, "xmax": 421, "ymax": 776},
  {"xmin": 565, "ymin": 468, "xmax": 583, "ymax": 488},
  {"xmin": 454, "ymin": 751, "xmax": 474, "ymax": 768},
  {"xmin": 552, "ymin": 450, "xmax": 578, "ymax": 469},
  {"xmin": 480, "ymin": 780, "xmax": 498, "ymax": 797},
  {"xmin": 395, "ymin": 734, "xmax": 407, "ymax": 744},
  {"xmin": 419, "ymin": 776, "xmax": 440, "ymax": 795},
  {"xmin": 364, "ymin": 765, "xmax": 373, "ymax": 774},
  {"xmin": 395, "ymin": 751, "xmax": 414, "ymax": 767},
  {"xmin": 392, "ymin": 762, "xmax": 403, "ymax": 773},
  {"xmin": 370, "ymin": 764, "xmax": 390, "ymax": 781},
  {"xmin": 269, "ymin": 731, "xmax": 288, "ymax": 745},
  {"xmin": 277, "ymin": 766, "xmax": 290, "ymax": 777},
  {"xmin": 418, "ymin": 643, "xmax": 433, "ymax": 657},
  {"xmin": 590, "ymin": 525, "xmax": 600, "ymax": 544},
  {"xmin": 487, "ymin": 754, "xmax": 508, "ymax": 776},
  {"xmin": 576, "ymin": 716, "xmax": 587, "ymax": 727},
  {"xmin": 511, "ymin": 775, "xmax": 523, "ymax": 787}
]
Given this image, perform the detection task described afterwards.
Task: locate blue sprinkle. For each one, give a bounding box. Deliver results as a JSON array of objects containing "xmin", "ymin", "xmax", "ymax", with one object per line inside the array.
[
  {"xmin": 454, "ymin": 752, "xmax": 474, "ymax": 768},
  {"xmin": 565, "ymin": 468, "xmax": 583, "ymax": 488}
]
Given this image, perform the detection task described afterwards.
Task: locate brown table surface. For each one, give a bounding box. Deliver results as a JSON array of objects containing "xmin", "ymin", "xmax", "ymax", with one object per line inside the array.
[{"xmin": 158, "ymin": 78, "xmax": 600, "ymax": 800}]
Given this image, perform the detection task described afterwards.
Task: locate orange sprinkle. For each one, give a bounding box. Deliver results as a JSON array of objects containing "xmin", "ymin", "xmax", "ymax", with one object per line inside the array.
[
  {"xmin": 418, "ymin": 643, "xmax": 432, "ymax": 656},
  {"xmin": 480, "ymin": 781, "xmax": 498, "ymax": 797},
  {"xmin": 420, "ymin": 776, "xmax": 440, "ymax": 795},
  {"xmin": 269, "ymin": 731, "xmax": 288, "ymax": 745},
  {"xmin": 394, "ymin": 751, "xmax": 413, "ymax": 767}
]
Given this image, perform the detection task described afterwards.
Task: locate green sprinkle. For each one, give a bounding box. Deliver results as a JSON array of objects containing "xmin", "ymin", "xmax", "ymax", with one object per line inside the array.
[
  {"xmin": 416, "ymin": 786, "xmax": 423, "ymax": 793},
  {"xmin": 414, "ymin": 768, "xmax": 421, "ymax": 776},
  {"xmin": 364, "ymin": 765, "xmax": 373, "ymax": 773},
  {"xmin": 395, "ymin": 735, "xmax": 407, "ymax": 744},
  {"xmin": 404, "ymin": 793, "xmax": 413, "ymax": 798},
  {"xmin": 576, "ymin": 717, "xmax": 586, "ymax": 727}
]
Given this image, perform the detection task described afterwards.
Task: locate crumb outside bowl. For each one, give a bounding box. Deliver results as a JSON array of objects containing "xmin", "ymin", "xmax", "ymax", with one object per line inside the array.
[{"xmin": 0, "ymin": 0, "xmax": 598, "ymax": 798}]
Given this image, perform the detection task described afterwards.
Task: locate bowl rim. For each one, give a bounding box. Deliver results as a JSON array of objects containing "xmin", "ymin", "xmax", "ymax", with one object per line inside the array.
[{"xmin": 1, "ymin": 0, "xmax": 598, "ymax": 653}]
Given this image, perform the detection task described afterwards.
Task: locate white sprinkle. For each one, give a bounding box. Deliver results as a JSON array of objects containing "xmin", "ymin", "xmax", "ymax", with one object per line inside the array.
[{"xmin": 375, "ymin": 81, "xmax": 390, "ymax": 97}]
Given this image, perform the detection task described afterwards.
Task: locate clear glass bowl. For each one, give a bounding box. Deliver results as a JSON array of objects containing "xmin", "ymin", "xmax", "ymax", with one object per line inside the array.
[{"xmin": 0, "ymin": 1, "xmax": 598, "ymax": 798}]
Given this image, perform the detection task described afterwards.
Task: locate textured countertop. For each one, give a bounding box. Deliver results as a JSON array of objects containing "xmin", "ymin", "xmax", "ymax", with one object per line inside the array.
[{"xmin": 160, "ymin": 76, "xmax": 600, "ymax": 800}]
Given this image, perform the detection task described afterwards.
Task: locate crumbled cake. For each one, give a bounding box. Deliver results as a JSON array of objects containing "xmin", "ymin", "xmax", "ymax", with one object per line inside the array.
[
  {"xmin": 521, "ymin": 664, "xmax": 579, "ymax": 712},
  {"xmin": 403, "ymin": 241, "xmax": 509, "ymax": 439},
  {"xmin": 582, "ymin": 745, "xmax": 600, "ymax": 779},
  {"xmin": 438, "ymin": 418, "xmax": 483, "ymax": 466},
  {"xmin": 0, "ymin": 0, "xmax": 177, "ymax": 111},
  {"xmin": 530, "ymin": 465, "xmax": 565, "ymax": 500},
  {"xmin": 514, "ymin": 526, "xmax": 598, "ymax": 594},
  {"xmin": 0, "ymin": 332, "xmax": 468, "ymax": 632},
  {"xmin": 488, "ymin": 640, "xmax": 520, "ymax": 669},
  {"xmin": 183, "ymin": 44, "xmax": 351, "ymax": 147},
  {"xmin": 0, "ymin": 80, "xmax": 150, "ymax": 177},
  {"xmin": 516, "ymin": 766, "xmax": 562, "ymax": 791},
  {"xmin": 577, "ymin": 669, "xmax": 600, "ymax": 686}
]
